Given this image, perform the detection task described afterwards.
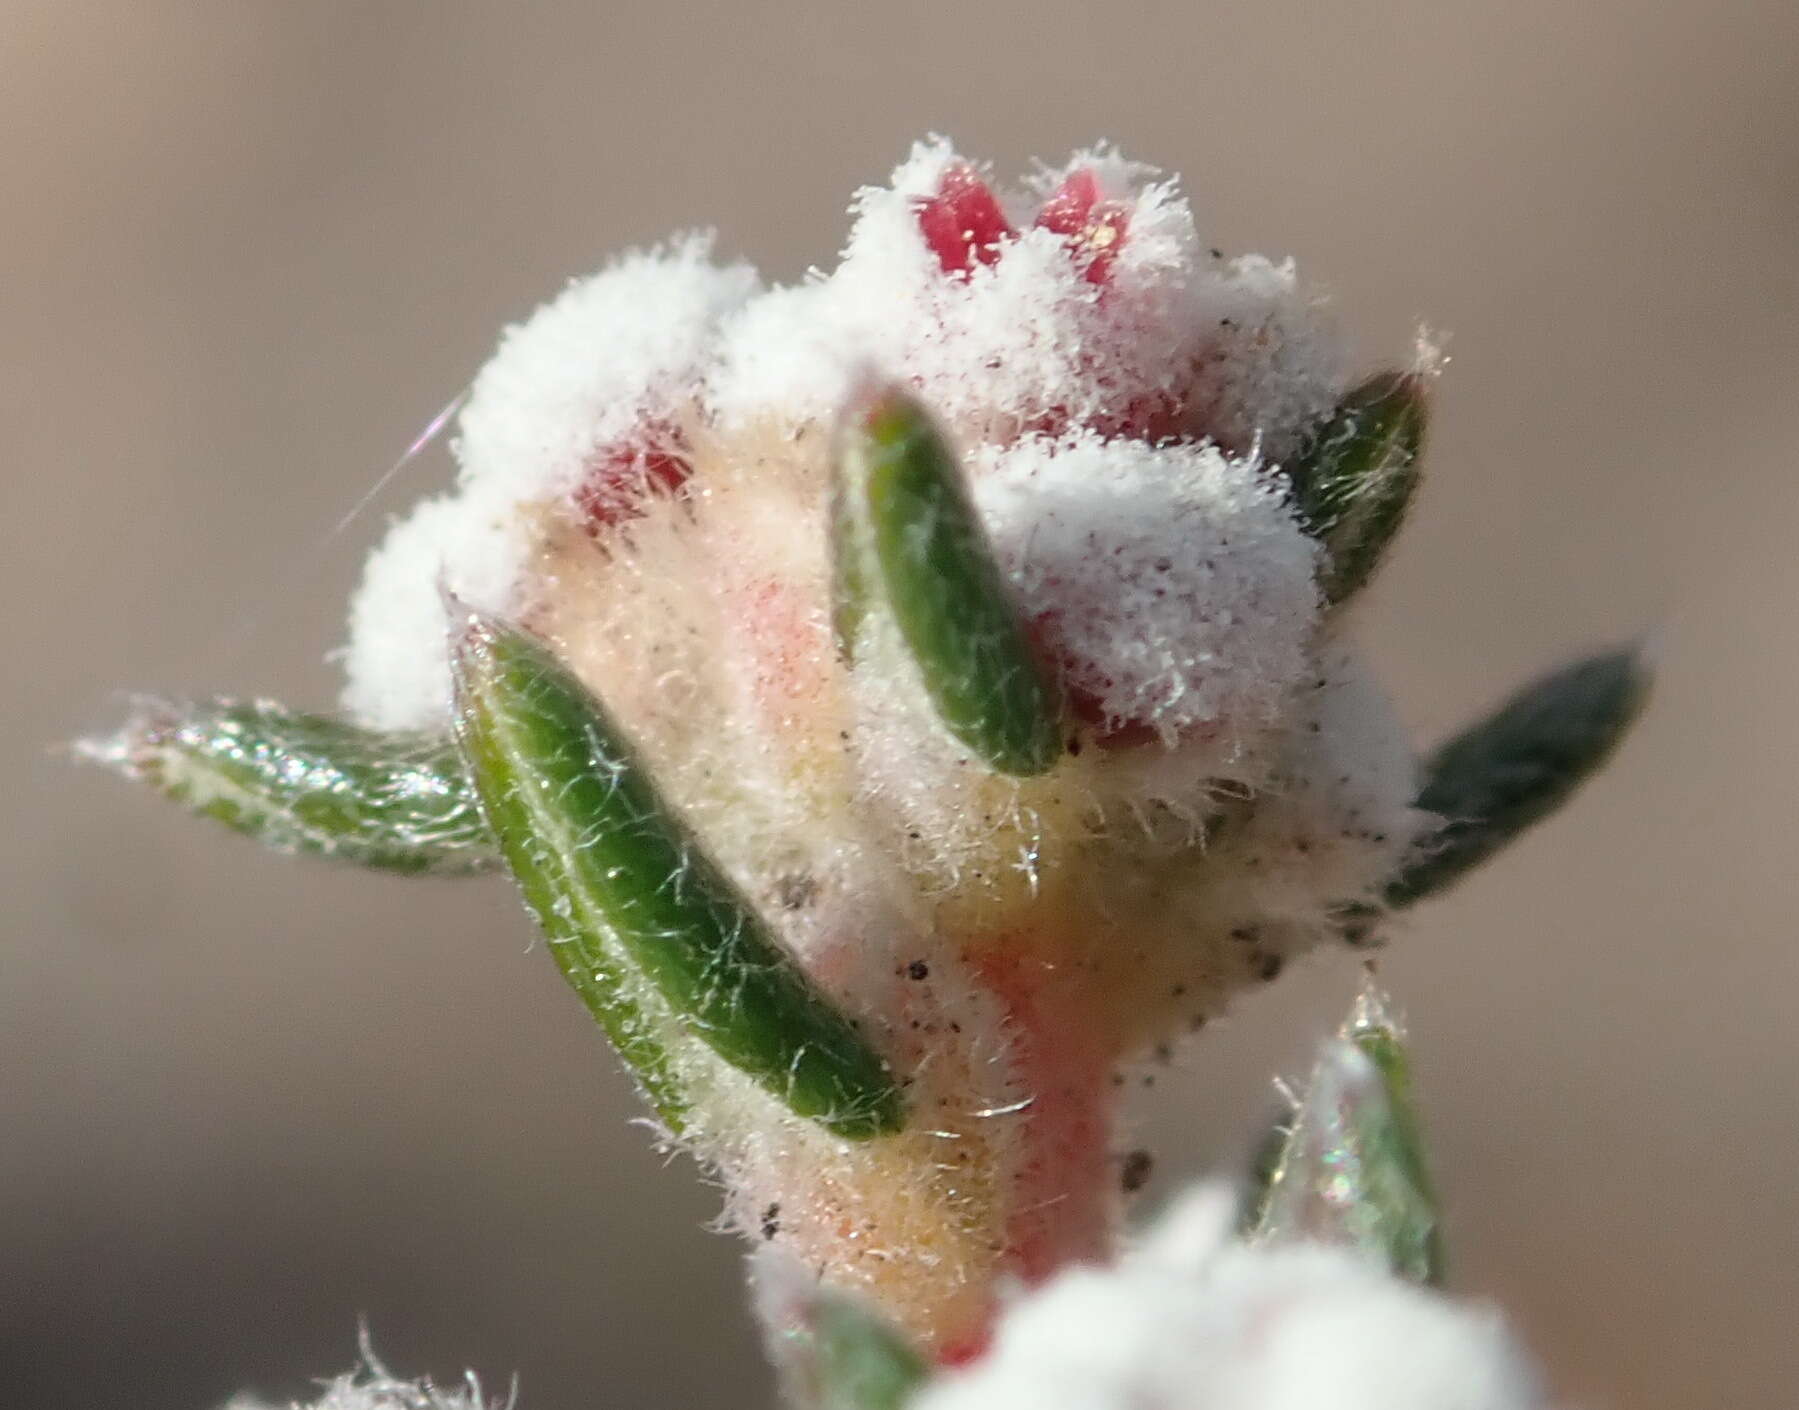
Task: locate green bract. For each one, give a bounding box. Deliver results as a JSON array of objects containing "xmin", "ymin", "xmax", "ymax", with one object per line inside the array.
[
  {"xmin": 1289, "ymin": 370, "xmax": 1429, "ymax": 605},
  {"xmin": 1252, "ymin": 989, "xmax": 1444, "ymax": 1286},
  {"xmin": 1390, "ymin": 644, "xmax": 1652, "ymax": 907},
  {"xmin": 832, "ymin": 388, "xmax": 1065, "ymax": 777},
  {"xmin": 84, "ymin": 699, "xmax": 497, "ymax": 875},
  {"xmin": 448, "ymin": 605, "xmax": 906, "ymax": 1141}
]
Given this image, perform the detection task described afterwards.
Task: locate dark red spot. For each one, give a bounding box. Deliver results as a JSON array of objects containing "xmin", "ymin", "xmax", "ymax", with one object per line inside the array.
[
  {"xmin": 937, "ymin": 1330, "xmax": 993, "ymax": 1369},
  {"xmin": 573, "ymin": 432, "xmax": 690, "ymax": 536},
  {"xmin": 916, "ymin": 163, "xmax": 1015, "ymax": 277},
  {"xmin": 1035, "ymin": 167, "xmax": 1130, "ymax": 284}
]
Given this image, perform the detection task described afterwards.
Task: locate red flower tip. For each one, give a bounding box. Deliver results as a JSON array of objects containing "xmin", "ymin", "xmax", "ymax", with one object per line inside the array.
[
  {"xmin": 916, "ymin": 163, "xmax": 1016, "ymax": 277},
  {"xmin": 1033, "ymin": 167, "xmax": 1102, "ymax": 236},
  {"xmin": 1036, "ymin": 168, "xmax": 1130, "ymax": 285}
]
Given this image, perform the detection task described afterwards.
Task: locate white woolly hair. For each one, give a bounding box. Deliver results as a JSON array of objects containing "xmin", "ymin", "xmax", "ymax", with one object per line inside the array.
[
  {"xmin": 338, "ymin": 139, "xmax": 1352, "ymax": 733},
  {"xmin": 454, "ymin": 230, "xmax": 758, "ymax": 504},
  {"xmin": 1192, "ymin": 646, "xmax": 1423, "ymax": 929},
  {"xmin": 971, "ymin": 430, "xmax": 1321, "ymax": 749},
  {"xmin": 707, "ymin": 138, "xmax": 1346, "ymax": 449},
  {"xmin": 339, "ymin": 234, "xmax": 757, "ymax": 730},
  {"xmin": 340, "ymin": 490, "xmax": 528, "ymax": 728},
  {"xmin": 221, "ymin": 1341, "xmax": 510, "ymax": 1410},
  {"xmin": 913, "ymin": 1186, "xmax": 1548, "ymax": 1410},
  {"xmin": 223, "ymin": 1377, "xmax": 499, "ymax": 1410}
]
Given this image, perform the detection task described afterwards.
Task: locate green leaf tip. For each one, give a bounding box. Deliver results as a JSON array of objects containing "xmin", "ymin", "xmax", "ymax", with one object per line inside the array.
[
  {"xmin": 1252, "ymin": 984, "xmax": 1444, "ymax": 1286},
  {"xmin": 832, "ymin": 385, "xmax": 1065, "ymax": 777},
  {"xmin": 75, "ymin": 698, "xmax": 498, "ymax": 876},
  {"xmin": 1388, "ymin": 641, "xmax": 1653, "ymax": 908},
  {"xmin": 794, "ymin": 1288, "xmax": 928, "ymax": 1410},
  {"xmin": 447, "ymin": 604, "xmax": 907, "ymax": 1141},
  {"xmin": 1289, "ymin": 369, "xmax": 1430, "ymax": 604}
]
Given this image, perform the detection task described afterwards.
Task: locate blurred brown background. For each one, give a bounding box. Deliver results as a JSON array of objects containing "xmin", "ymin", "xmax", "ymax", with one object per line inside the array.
[{"xmin": 4, "ymin": 3, "xmax": 1796, "ymax": 1407}]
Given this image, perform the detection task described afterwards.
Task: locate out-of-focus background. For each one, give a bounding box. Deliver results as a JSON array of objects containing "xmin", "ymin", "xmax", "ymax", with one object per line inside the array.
[{"xmin": 5, "ymin": 3, "xmax": 1796, "ymax": 1407}]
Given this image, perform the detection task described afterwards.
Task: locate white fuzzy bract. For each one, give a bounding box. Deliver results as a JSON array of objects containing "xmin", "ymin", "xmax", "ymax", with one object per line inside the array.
[
  {"xmin": 914, "ymin": 1187, "xmax": 1548, "ymax": 1410},
  {"xmin": 972, "ymin": 431, "xmax": 1319, "ymax": 747}
]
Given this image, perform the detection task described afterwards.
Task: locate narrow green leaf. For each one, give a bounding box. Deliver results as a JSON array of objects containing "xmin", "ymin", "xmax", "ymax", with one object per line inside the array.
[
  {"xmin": 1288, "ymin": 370, "xmax": 1429, "ymax": 604},
  {"xmin": 448, "ymin": 605, "xmax": 907, "ymax": 1140},
  {"xmin": 803, "ymin": 1290, "xmax": 929, "ymax": 1410},
  {"xmin": 833, "ymin": 387, "xmax": 1064, "ymax": 777},
  {"xmin": 78, "ymin": 698, "xmax": 497, "ymax": 875},
  {"xmin": 1388, "ymin": 643, "xmax": 1652, "ymax": 907},
  {"xmin": 451, "ymin": 629, "xmax": 689, "ymax": 1132},
  {"xmin": 1252, "ymin": 986, "xmax": 1444, "ymax": 1286}
]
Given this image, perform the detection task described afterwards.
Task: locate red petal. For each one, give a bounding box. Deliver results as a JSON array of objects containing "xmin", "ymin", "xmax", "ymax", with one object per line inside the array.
[
  {"xmin": 915, "ymin": 163, "xmax": 1015, "ymax": 277},
  {"xmin": 573, "ymin": 435, "xmax": 690, "ymax": 536},
  {"xmin": 1035, "ymin": 168, "xmax": 1130, "ymax": 284},
  {"xmin": 1033, "ymin": 167, "xmax": 1101, "ymax": 236}
]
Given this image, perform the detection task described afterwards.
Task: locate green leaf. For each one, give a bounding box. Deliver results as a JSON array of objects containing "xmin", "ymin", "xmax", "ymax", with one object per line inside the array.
[
  {"xmin": 78, "ymin": 698, "xmax": 497, "ymax": 875},
  {"xmin": 832, "ymin": 387, "xmax": 1064, "ymax": 777},
  {"xmin": 1388, "ymin": 643, "xmax": 1652, "ymax": 907},
  {"xmin": 1288, "ymin": 370, "xmax": 1429, "ymax": 604},
  {"xmin": 802, "ymin": 1289, "xmax": 929, "ymax": 1410},
  {"xmin": 448, "ymin": 605, "xmax": 907, "ymax": 1141},
  {"xmin": 1252, "ymin": 986, "xmax": 1444, "ymax": 1286}
]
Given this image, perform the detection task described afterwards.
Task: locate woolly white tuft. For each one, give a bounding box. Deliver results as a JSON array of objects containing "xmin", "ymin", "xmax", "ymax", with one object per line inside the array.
[
  {"xmin": 913, "ymin": 1187, "xmax": 1548, "ymax": 1410},
  {"xmin": 1188, "ymin": 254, "xmax": 1346, "ymax": 463},
  {"xmin": 1194, "ymin": 647, "xmax": 1423, "ymax": 925},
  {"xmin": 221, "ymin": 1349, "xmax": 509, "ymax": 1410},
  {"xmin": 341, "ymin": 234, "xmax": 757, "ymax": 730},
  {"xmin": 973, "ymin": 430, "xmax": 1320, "ymax": 747},
  {"xmin": 455, "ymin": 231, "xmax": 758, "ymax": 504},
  {"xmin": 341, "ymin": 491, "xmax": 527, "ymax": 728}
]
